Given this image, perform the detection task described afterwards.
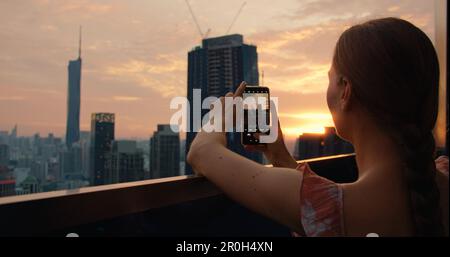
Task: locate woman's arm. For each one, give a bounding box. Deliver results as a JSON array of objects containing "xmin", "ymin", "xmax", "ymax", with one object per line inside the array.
[
  {"xmin": 187, "ymin": 82, "xmax": 303, "ymax": 232},
  {"xmin": 187, "ymin": 129, "xmax": 303, "ymax": 233}
]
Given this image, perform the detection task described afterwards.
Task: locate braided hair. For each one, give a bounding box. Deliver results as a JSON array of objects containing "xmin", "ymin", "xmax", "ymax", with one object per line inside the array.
[{"xmin": 333, "ymin": 17, "xmax": 444, "ymax": 236}]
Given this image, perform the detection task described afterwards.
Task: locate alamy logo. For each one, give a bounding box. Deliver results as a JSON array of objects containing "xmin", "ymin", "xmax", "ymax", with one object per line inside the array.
[{"xmin": 169, "ymin": 89, "xmax": 279, "ymax": 143}]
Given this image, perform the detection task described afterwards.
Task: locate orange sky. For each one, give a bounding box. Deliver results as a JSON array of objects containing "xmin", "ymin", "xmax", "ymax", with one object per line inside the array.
[{"xmin": 0, "ymin": 0, "xmax": 436, "ymax": 140}]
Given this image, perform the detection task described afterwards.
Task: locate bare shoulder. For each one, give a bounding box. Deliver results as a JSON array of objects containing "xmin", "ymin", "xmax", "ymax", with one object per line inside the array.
[{"xmin": 340, "ymin": 172, "xmax": 413, "ymax": 236}]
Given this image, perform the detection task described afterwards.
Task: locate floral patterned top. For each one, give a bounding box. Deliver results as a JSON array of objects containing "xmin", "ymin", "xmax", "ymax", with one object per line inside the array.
[{"xmin": 293, "ymin": 162, "xmax": 345, "ymax": 237}]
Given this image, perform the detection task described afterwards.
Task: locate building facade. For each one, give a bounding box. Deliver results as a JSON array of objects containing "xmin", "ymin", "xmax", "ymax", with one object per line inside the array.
[
  {"xmin": 294, "ymin": 127, "xmax": 354, "ymax": 160},
  {"xmin": 149, "ymin": 125, "xmax": 180, "ymax": 179},
  {"xmin": 90, "ymin": 113, "xmax": 115, "ymax": 186},
  {"xmin": 105, "ymin": 140, "xmax": 144, "ymax": 184}
]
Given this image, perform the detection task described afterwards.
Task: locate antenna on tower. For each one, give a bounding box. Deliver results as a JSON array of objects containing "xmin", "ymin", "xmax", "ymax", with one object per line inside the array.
[
  {"xmin": 78, "ymin": 26, "xmax": 82, "ymax": 59},
  {"xmin": 261, "ymin": 70, "xmax": 264, "ymax": 86}
]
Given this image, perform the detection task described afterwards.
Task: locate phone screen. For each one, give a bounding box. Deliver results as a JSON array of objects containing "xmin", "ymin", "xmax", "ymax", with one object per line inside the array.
[{"xmin": 242, "ymin": 86, "xmax": 270, "ymax": 145}]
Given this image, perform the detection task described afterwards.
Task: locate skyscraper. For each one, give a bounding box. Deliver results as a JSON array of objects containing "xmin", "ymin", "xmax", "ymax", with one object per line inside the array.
[
  {"xmin": 185, "ymin": 34, "xmax": 262, "ymax": 174},
  {"xmin": 0, "ymin": 144, "xmax": 9, "ymax": 166},
  {"xmin": 90, "ymin": 113, "xmax": 115, "ymax": 186},
  {"xmin": 0, "ymin": 131, "xmax": 8, "ymax": 145},
  {"xmin": 294, "ymin": 133, "xmax": 324, "ymax": 160},
  {"xmin": 149, "ymin": 124, "xmax": 180, "ymax": 179},
  {"xmin": 105, "ymin": 140, "xmax": 144, "ymax": 184},
  {"xmin": 79, "ymin": 131, "xmax": 91, "ymax": 178},
  {"xmin": 294, "ymin": 127, "xmax": 354, "ymax": 160},
  {"xmin": 10, "ymin": 124, "xmax": 17, "ymax": 146},
  {"xmin": 65, "ymin": 27, "xmax": 82, "ymax": 149},
  {"xmin": 322, "ymin": 127, "xmax": 354, "ymax": 156}
]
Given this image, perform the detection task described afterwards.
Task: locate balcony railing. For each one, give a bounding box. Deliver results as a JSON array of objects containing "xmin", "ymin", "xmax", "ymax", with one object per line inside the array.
[{"xmin": 0, "ymin": 154, "xmax": 357, "ymax": 236}]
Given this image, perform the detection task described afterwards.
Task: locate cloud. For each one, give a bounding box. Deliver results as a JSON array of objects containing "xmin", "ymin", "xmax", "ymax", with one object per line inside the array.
[
  {"xmin": 33, "ymin": 0, "xmax": 117, "ymax": 16},
  {"xmin": 0, "ymin": 96, "xmax": 26, "ymax": 101},
  {"xmin": 249, "ymin": 1, "xmax": 434, "ymax": 96},
  {"xmin": 248, "ymin": 20, "xmax": 343, "ymax": 94},
  {"xmin": 105, "ymin": 56, "xmax": 186, "ymax": 97},
  {"xmin": 113, "ymin": 96, "xmax": 142, "ymax": 102}
]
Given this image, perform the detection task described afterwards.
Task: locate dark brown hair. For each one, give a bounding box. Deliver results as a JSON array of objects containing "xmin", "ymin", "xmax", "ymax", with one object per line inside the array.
[{"xmin": 333, "ymin": 17, "xmax": 444, "ymax": 236}]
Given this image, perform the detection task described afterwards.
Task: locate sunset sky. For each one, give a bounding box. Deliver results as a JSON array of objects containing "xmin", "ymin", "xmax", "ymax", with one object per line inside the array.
[{"xmin": 0, "ymin": 0, "xmax": 436, "ymax": 141}]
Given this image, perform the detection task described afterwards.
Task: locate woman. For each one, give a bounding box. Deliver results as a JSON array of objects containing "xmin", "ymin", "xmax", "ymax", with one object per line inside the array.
[{"xmin": 187, "ymin": 17, "xmax": 449, "ymax": 236}]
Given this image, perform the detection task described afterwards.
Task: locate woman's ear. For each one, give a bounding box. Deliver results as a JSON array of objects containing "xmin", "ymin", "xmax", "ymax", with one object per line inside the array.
[{"xmin": 340, "ymin": 77, "xmax": 352, "ymax": 111}]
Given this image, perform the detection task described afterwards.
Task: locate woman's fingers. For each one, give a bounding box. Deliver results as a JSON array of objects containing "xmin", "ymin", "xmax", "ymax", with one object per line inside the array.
[
  {"xmin": 435, "ymin": 155, "xmax": 449, "ymax": 175},
  {"xmin": 234, "ymin": 81, "xmax": 247, "ymax": 97}
]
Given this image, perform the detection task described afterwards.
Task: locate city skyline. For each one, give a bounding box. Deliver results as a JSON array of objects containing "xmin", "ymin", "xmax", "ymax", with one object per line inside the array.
[{"xmin": 0, "ymin": 0, "xmax": 436, "ymax": 139}]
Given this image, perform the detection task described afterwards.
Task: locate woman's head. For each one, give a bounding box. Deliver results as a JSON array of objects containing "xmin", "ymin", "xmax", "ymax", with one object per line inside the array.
[{"xmin": 327, "ymin": 17, "xmax": 443, "ymax": 236}]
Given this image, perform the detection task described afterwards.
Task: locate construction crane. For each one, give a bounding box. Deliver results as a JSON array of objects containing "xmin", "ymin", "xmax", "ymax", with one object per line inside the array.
[
  {"xmin": 226, "ymin": 1, "xmax": 246, "ymax": 35},
  {"xmin": 204, "ymin": 28, "xmax": 211, "ymax": 39},
  {"xmin": 185, "ymin": 0, "xmax": 246, "ymax": 39},
  {"xmin": 185, "ymin": 0, "xmax": 211, "ymax": 39}
]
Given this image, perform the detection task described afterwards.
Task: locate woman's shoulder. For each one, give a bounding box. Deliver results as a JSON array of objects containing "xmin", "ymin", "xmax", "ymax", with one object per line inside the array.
[{"xmin": 339, "ymin": 166, "xmax": 414, "ymax": 236}]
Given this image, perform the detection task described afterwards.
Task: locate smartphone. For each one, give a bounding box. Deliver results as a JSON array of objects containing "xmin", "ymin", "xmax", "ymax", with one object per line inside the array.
[{"xmin": 242, "ymin": 85, "xmax": 270, "ymax": 145}]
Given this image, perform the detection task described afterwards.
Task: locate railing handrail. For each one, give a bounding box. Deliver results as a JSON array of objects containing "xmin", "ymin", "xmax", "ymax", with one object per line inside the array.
[
  {"xmin": 0, "ymin": 154, "xmax": 356, "ymax": 235},
  {"xmin": 0, "ymin": 175, "xmax": 221, "ymax": 235},
  {"xmin": 0, "ymin": 175, "xmax": 197, "ymax": 206},
  {"xmin": 0, "ymin": 153, "xmax": 355, "ymax": 206}
]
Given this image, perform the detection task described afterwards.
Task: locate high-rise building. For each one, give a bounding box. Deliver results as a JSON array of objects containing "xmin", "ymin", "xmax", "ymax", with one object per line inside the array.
[
  {"xmin": 186, "ymin": 34, "xmax": 262, "ymax": 174},
  {"xmin": 9, "ymin": 124, "xmax": 17, "ymax": 147},
  {"xmin": 79, "ymin": 131, "xmax": 91, "ymax": 179},
  {"xmin": 32, "ymin": 133, "xmax": 41, "ymax": 156},
  {"xmin": 179, "ymin": 139, "xmax": 186, "ymax": 176},
  {"xmin": 59, "ymin": 144, "xmax": 82, "ymax": 180},
  {"xmin": 294, "ymin": 127, "xmax": 354, "ymax": 160},
  {"xmin": 294, "ymin": 133, "xmax": 324, "ymax": 160},
  {"xmin": 0, "ymin": 144, "xmax": 9, "ymax": 166},
  {"xmin": 0, "ymin": 131, "xmax": 8, "ymax": 144},
  {"xmin": 46, "ymin": 158, "xmax": 60, "ymax": 182},
  {"xmin": 90, "ymin": 113, "xmax": 115, "ymax": 186},
  {"xmin": 105, "ymin": 140, "xmax": 144, "ymax": 184},
  {"xmin": 65, "ymin": 27, "xmax": 82, "ymax": 149},
  {"xmin": 30, "ymin": 159, "xmax": 46, "ymax": 183},
  {"xmin": 322, "ymin": 127, "xmax": 354, "ymax": 156},
  {"xmin": 149, "ymin": 125, "xmax": 180, "ymax": 179}
]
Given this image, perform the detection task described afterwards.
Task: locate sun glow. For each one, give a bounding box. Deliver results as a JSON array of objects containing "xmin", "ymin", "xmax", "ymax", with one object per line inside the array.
[{"xmin": 279, "ymin": 111, "xmax": 334, "ymax": 138}]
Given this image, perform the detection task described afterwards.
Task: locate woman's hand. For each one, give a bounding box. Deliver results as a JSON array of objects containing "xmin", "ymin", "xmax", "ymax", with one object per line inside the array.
[
  {"xmin": 435, "ymin": 155, "xmax": 449, "ymax": 176},
  {"xmin": 244, "ymin": 120, "xmax": 297, "ymax": 169}
]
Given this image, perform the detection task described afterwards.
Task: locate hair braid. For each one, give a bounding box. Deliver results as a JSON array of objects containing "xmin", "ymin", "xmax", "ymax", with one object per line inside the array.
[{"xmin": 392, "ymin": 124, "xmax": 444, "ymax": 236}]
